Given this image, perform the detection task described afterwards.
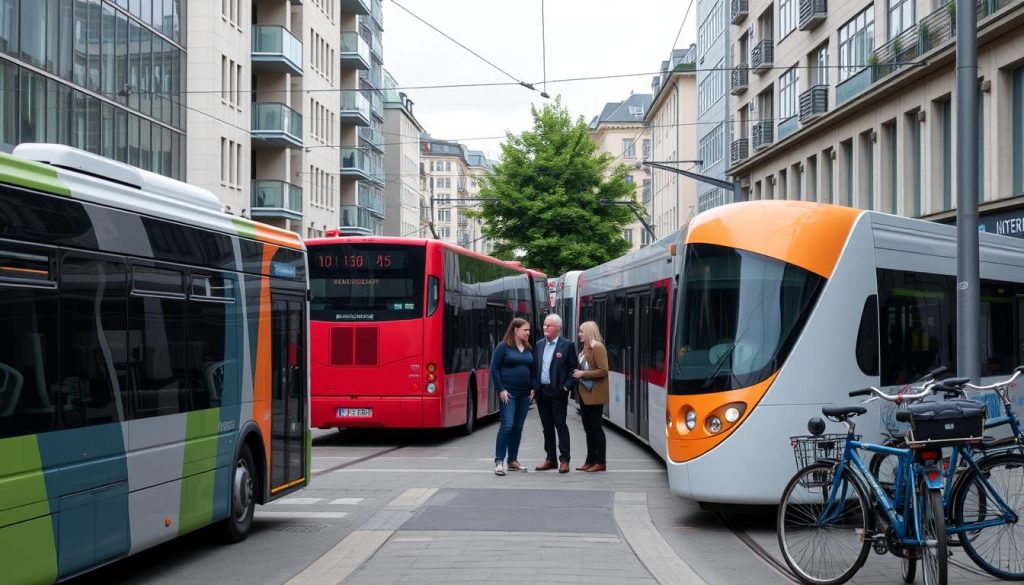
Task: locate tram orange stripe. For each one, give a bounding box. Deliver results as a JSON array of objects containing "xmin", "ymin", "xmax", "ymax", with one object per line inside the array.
[
  {"xmin": 686, "ymin": 201, "xmax": 861, "ymax": 278},
  {"xmin": 253, "ymin": 245, "xmax": 276, "ymax": 470}
]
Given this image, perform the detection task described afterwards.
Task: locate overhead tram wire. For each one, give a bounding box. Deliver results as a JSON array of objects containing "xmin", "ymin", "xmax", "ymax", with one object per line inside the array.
[{"xmin": 540, "ymin": 0, "xmax": 550, "ymax": 99}]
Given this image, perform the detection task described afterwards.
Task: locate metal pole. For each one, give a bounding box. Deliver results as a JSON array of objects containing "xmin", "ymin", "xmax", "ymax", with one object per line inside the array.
[{"xmin": 956, "ymin": 0, "xmax": 980, "ymax": 382}]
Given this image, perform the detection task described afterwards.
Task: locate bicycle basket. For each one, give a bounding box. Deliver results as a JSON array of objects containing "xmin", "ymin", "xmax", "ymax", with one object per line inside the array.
[{"xmin": 790, "ymin": 434, "xmax": 857, "ymax": 471}]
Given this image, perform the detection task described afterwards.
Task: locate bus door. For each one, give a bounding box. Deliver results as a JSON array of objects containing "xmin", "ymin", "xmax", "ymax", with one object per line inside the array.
[
  {"xmin": 624, "ymin": 291, "xmax": 651, "ymax": 439},
  {"xmin": 270, "ymin": 292, "xmax": 306, "ymax": 493}
]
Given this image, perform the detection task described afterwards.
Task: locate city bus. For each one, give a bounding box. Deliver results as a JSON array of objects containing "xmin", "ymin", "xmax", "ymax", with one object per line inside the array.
[
  {"xmin": 0, "ymin": 144, "xmax": 309, "ymax": 585},
  {"xmin": 574, "ymin": 200, "xmax": 1024, "ymax": 505},
  {"xmin": 307, "ymin": 236, "xmax": 541, "ymax": 434}
]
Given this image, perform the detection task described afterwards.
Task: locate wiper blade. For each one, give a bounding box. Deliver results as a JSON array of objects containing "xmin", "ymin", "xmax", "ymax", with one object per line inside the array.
[{"xmin": 702, "ymin": 342, "xmax": 736, "ymax": 389}]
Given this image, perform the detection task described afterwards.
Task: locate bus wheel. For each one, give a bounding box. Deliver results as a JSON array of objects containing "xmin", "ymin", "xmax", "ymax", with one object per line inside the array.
[
  {"xmin": 460, "ymin": 388, "xmax": 477, "ymax": 436},
  {"xmin": 220, "ymin": 443, "xmax": 255, "ymax": 543}
]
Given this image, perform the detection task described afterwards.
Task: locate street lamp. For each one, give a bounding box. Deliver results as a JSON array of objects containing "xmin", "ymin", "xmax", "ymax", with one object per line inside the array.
[{"xmin": 642, "ymin": 160, "xmax": 744, "ymax": 205}]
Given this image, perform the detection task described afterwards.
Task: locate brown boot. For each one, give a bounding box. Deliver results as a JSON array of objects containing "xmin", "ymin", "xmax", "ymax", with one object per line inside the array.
[{"xmin": 534, "ymin": 460, "xmax": 557, "ymax": 471}]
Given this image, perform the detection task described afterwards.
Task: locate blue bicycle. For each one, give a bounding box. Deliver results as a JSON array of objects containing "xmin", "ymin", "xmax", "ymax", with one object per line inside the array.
[{"xmin": 777, "ymin": 385, "xmax": 985, "ymax": 585}]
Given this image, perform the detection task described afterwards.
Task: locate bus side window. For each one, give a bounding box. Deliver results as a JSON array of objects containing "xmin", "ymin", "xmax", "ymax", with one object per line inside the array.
[
  {"xmin": 129, "ymin": 262, "xmax": 188, "ymax": 418},
  {"xmin": 427, "ymin": 276, "xmax": 440, "ymax": 317},
  {"xmin": 855, "ymin": 295, "xmax": 879, "ymax": 377},
  {"xmin": 0, "ymin": 244, "xmax": 59, "ymax": 439}
]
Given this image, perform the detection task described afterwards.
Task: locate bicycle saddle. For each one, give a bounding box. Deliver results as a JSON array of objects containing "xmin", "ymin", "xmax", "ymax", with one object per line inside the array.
[
  {"xmin": 822, "ymin": 405, "xmax": 868, "ymax": 419},
  {"xmin": 933, "ymin": 376, "xmax": 971, "ymax": 391}
]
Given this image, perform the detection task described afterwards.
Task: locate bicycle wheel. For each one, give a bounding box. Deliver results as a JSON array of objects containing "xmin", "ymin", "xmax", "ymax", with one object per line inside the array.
[
  {"xmin": 778, "ymin": 461, "xmax": 871, "ymax": 585},
  {"xmin": 952, "ymin": 452, "xmax": 1024, "ymax": 580},
  {"xmin": 868, "ymin": 439, "xmax": 903, "ymax": 498},
  {"xmin": 901, "ymin": 556, "xmax": 917, "ymax": 584},
  {"xmin": 919, "ymin": 487, "xmax": 947, "ymax": 585}
]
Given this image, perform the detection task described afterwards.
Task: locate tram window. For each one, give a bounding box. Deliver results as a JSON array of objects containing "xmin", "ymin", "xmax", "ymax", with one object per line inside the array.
[
  {"xmin": 650, "ymin": 288, "xmax": 668, "ymax": 372},
  {"xmin": 128, "ymin": 265, "xmax": 188, "ymax": 417},
  {"xmin": 0, "ymin": 246, "xmax": 55, "ymax": 286},
  {"xmin": 980, "ymin": 280, "xmax": 1015, "ymax": 376},
  {"xmin": 190, "ymin": 273, "xmax": 235, "ymax": 302},
  {"xmin": 60, "ymin": 253, "xmax": 126, "ymax": 428},
  {"xmin": 133, "ymin": 264, "xmax": 185, "ymax": 297},
  {"xmin": 855, "ymin": 295, "xmax": 879, "ymax": 376},
  {"xmin": 0, "ymin": 247, "xmax": 59, "ymax": 438},
  {"xmin": 877, "ymin": 269, "xmax": 955, "ymax": 385},
  {"xmin": 188, "ymin": 285, "xmax": 230, "ymax": 410}
]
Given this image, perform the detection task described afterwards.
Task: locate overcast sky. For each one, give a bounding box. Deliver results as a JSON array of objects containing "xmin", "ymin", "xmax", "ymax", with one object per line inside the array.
[{"xmin": 382, "ymin": 0, "xmax": 698, "ymax": 160}]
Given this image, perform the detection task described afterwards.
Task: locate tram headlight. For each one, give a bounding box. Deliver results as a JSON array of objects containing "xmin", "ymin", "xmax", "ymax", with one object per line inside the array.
[
  {"xmin": 685, "ymin": 410, "xmax": 696, "ymax": 430},
  {"xmin": 724, "ymin": 407, "xmax": 741, "ymax": 423},
  {"xmin": 707, "ymin": 416, "xmax": 722, "ymax": 434},
  {"xmin": 426, "ymin": 383, "xmax": 437, "ymax": 394}
]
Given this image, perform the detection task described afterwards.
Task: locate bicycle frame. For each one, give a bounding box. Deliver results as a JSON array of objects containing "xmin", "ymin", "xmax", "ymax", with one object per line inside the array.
[{"xmin": 819, "ymin": 434, "xmax": 940, "ymax": 548}]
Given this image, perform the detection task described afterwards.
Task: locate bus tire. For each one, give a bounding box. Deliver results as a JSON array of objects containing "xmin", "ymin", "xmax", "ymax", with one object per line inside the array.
[
  {"xmin": 460, "ymin": 384, "xmax": 477, "ymax": 436},
  {"xmin": 220, "ymin": 442, "xmax": 256, "ymax": 543}
]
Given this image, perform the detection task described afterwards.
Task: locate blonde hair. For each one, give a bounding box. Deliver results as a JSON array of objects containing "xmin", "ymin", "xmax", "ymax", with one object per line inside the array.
[{"xmin": 579, "ymin": 321, "xmax": 603, "ymax": 346}]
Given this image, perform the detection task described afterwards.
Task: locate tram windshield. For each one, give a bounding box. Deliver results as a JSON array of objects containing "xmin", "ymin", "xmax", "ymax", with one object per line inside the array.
[{"xmin": 670, "ymin": 243, "xmax": 825, "ymax": 394}]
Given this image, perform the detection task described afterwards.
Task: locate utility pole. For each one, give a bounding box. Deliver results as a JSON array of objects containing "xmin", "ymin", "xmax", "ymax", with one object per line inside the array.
[{"xmin": 956, "ymin": 0, "xmax": 980, "ymax": 382}]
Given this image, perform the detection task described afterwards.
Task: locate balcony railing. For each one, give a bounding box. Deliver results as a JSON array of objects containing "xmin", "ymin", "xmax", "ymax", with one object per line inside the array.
[
  {"xmin": 358, "ymin": 184, "xmax": 386, "ymax": 216},
  {"xmin": 731, "ymin": 138, "xmax": 749, "ymax": 163},
  {"xmin": 340, "ymin": 0, "xmax": 370, "ymax": 15},
  {"xmin": 369, "ymin": 91, "xmax": 383, "ymax": 119},
  {"xmin": 359, "ymin": 125, "xmax": 384, "ymax": 151},
  {"xmin": 731, "ymin": 66, "xmax": 748, "ymax": 95},
  {"xmin": 252, "ymin": 103, "xmax": 303, "ymax": 148},
  {"xmin": 339, "ymin": 148, "xmax": 372, "ymax": 179},
  {"xmin": 251, "ymin": 25, "xmax": 303, "ymax": 76},
  {"xmin": 798, "ymin": 0, "xmax": 827, "ymax": 31},
  {"xmin": 371, "ymin": 0, "xmax": 383, "ymax": 27},
  {"xmin": 340, "ymin": 205, "xmax": 373, "ymax": 233},
  {"xmin": 751, "ymin": 39, "xmax": 774, "ymax": 74},
  {"xmin": 752, "ymin": 121, "xmax": 774, "ymax": 150},
  {"xmin": 360, "ymin": 68, "xmax": 382, "ymax": 88},
  {"xmin": 799, "ymin": 85, "xmax": 829, "ymax": 122},
  {"xmin": 339, "ymin": 91, "xmax": 371, "ymax": 126},
  {"xmin": 731, "ymin": 0, "xmax": 749, "ymax": 23},
  {"xmin": 369, "ymin": 35, "xmax": 383, "ymax": 60},
  {"xmin": 251, "ymin": 180, "xmax": 303, "ymax": 220},
  {"xmin": 339, "ymin": 32, "xmax": 370, "ymax": 70}
]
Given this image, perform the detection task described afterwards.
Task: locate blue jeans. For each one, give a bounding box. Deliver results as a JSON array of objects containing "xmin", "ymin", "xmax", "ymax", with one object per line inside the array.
[{"xmin": 494, "ymin": 391, "xmax": 531, "ymax": 462}]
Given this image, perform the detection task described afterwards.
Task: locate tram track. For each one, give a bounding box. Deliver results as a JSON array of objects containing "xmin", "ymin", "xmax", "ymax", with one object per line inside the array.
[
  {"xmin": 714, "ymin": 512, "xmax": 803, "ymax": 584},
  {"xmin": 311, "ymin": 443, "xmax": 409, "ymax": 478}
]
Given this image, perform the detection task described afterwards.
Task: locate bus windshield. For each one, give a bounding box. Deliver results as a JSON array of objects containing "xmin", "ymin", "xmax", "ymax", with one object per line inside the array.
[
  {"xmin": 309, "ymin": 243, "xmax": 425, "ymax": 322},
  {"xmin": 670, "ymin": 243, "xmax": 824, "ymax": 394}
]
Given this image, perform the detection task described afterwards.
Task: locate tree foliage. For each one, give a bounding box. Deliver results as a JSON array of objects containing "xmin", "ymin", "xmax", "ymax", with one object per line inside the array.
[{"xmin": 472, "ymin": 99, "xmax": 640, "ymax": 276}]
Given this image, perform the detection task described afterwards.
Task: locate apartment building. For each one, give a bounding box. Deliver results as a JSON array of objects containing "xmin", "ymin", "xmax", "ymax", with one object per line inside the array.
[
  {"xmin": 382, "ymin": 70, "xmax": 426, "ymax": 238},
  {"xmin": 646, "ymin": 46, "xmax": 700, "ymax": 238},
  {"xmin": 419, "ymin": 134, "xmax": 490, "ymax": 253},
  {"xmin": 588, "ymin": 93, "xmax": 653, "ymax": 251},
  {"xmin": 0, "ymin": 0, "xmax": 185, "ymax": 179},
  {"xmin": 186, "ymin": 0, "xmax": 384, "ymax": 237},
  {"xmin": 696, "ymin": 0, "xmax": 735, "ymax": 211},
  {"xmin": 728, "ymin": 0, "xmax": 1024, "ymax": 233}
]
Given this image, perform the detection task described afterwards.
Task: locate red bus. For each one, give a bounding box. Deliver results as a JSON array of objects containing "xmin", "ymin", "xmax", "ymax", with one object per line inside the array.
[{"xmin": 307, "ymin": 236, "xmax": 544, "ymax": 434}]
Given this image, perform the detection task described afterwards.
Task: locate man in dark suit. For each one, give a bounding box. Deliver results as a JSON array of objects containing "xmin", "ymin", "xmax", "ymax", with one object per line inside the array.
[{"xmin": 533, "ymin": 314, "xmax": 579, "ymax": 473}]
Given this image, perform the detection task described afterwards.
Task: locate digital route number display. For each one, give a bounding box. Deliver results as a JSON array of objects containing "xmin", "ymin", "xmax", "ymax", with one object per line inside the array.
[{"xmin": 313, "ymin": 251, "xmax": 408, "ymax": 271}]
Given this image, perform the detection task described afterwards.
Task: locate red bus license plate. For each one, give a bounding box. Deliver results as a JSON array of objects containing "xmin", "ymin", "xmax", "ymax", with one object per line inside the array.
[{"xmin": 338, "ymin": 408, "xmax": 372, "ymax": 418}]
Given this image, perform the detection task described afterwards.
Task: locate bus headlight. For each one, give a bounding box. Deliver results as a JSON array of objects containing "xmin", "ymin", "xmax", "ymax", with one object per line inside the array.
[
  {"xmin": 707, "ymin": 416, "xmax": 722, "ymax": 434},
  {"xmin": 685, "ymin": 410, "xmax": 696, "ymax": 430},
  {"xmin": 426, "ymin": 383, "xmax": 437, "ymax": 394},
  {"xmin": 724, "ymin": 407, "xmax": 741, "ymax": 423}
]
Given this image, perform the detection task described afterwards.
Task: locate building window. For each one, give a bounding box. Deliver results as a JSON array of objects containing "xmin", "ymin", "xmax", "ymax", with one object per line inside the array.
[
  {"xmin": 697, "ymin": 2, "xmax": 725, "ymax": 58},
  {"xmin": 625, "ymin": 175, "xmax": 635, "ymax": 184},
  {"xmin": 779, "ymin": 0, "xmax": 797, "ymax": 38},
  {"xmin": 779, "ymin": 66, "xmax": 798, "ymax": 121},
  {"xmin": 698, "ymin": 123, "xmax": 724, "ymax": 168},
  {"xmin": 438, "ymin": 209, "xmax": 450, "ymax": 223},
  {"xmin": 698, "ymin": 60, "xmax": 725, "ymax": 115},
  {"xmin": 888, "ymin": 0, "xmax": 914, "ymax": 39},
  {"xmin": 642, "ymin": 139, "xmax": 651, "ymax": 159},
  {"xmin": 623, "ymin": 139, "xmax": 636, "ymax": 158},
  {"xmin": 623, "ymin": 229, "xmax": 633, "ymax": 244},
  {"xmin": 812, "ymin": 43, "xmax": 829, "ymax": 86},
  {"xmin": 839, "ymin": 6, "xmax": 875, "ymax": 81},
  {"xmin": 941, "ymin": 99, "xmax": 952, "ymax": 209}
]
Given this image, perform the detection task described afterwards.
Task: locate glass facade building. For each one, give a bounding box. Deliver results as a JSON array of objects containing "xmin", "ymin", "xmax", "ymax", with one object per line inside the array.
[{"xmin": 0, "ymin": 0, "xmax": 184, "ymax": 179}]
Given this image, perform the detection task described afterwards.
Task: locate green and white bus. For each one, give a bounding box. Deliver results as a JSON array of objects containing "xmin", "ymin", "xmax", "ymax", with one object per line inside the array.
[{"xmin": 0, "ymin": 144, "xmax": 310, "ymax": 584}]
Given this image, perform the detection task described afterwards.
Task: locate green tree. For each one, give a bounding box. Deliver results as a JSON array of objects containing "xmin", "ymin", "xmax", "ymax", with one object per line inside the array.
[{"xmin": 473, "ymin": 99, "xmax": 640, "ymax": 276}]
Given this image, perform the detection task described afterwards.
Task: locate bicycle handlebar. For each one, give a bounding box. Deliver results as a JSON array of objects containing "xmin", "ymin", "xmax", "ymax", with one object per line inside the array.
[
  {"xmin": 963, "ymin": 368, "xmax": 1023, "ymax": 392},
  {"xmin": 848, "ymin": 383, "xmax": 938, "ymax": 402}
]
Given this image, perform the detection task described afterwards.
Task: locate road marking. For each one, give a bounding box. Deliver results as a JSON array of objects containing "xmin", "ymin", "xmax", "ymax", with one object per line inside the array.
[
  {"xmin": 614, "ymin": 492, "xmax": 708, "ymax": 585},
  {"xmin": 258, "ymin": 512, "xmax": 349, "ymax": 519},
  {"xmin": 329, "ymin": 498, "xmax": 364, "ymax": 505},
  {"xmin": 273, "ymin": 498, "xmax": 322, "ymax": 505},
  {"xmin": 285, "ymin": 488, "xmax": 437, "ymax": 585}
]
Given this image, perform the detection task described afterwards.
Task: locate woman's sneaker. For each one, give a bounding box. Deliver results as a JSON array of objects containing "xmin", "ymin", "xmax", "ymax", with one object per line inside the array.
[{"xmin": 494, "ymin": 461, "xmax": 505, "ymax": 476}]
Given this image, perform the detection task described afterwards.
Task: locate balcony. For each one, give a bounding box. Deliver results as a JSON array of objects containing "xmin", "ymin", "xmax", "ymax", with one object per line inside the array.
[
  {"xmin": 340, "ymin": 205, "xmax": 373, "ymax": 235},
  {"xmin": 752, "ymin": 121, "xmax": 774, "ymax": 151},
  {"xmin": 340, "ymin": 0, "xmax": 370, "ymax": 15},
  {"xmin": 730, "ymin": 66, "xmax": 748, "ymax": 95},
  {"xmin": 457, "ymin": 217, "xmax": 469, "ymax": 228},
  {"xmin": 799, "ymin": 85, "xmax": 829, "ymax": 122},
  {"xmin": 339, "ymin": 148, "xmax": 373, "ymax": 180},
  {"xmin": 339, "ymin": 32, "xmax": 370, "ymax": 70},
  {"xmin": 369, "ymin": 35, "xmax": 383, "ymax": 60},
  {"xmin": 369, "ymin": 91, "xmax": 383, "ymax": 120},
  {"xmin": 798, "ymin": 0, "xmax": 827, "ymax": 30},
  {"xmin": 251, "ymin": 25, "xmax": 303, "ymax": 76},
  {"xmin": 339, "ymin": 91, "xmax": 371, "ymax": 126},
  {"xmin": 371, "ymin": 0, "xmax": 383, "ymax": 27},
  {"xmin": 731, "ymin": 0, "xmax": 748, "ymax": 23},
  {"xmin": 359, "ymin": 125, "xmax": 384, "ymax": 151},
  {"xmin": 360, "ymin": 68, "xmax": 382, "ymax": 88},
  {"xmin": 251, "ymin": 181, "xmax": 303, "ymax": 221},
  {"xmin": 251, "ymin": 103, "xmax": 303, "ymax": 149},
  {"xmin": 731, "ymin": 138, "xmax": 749, "ymax": 163},
  {"xmin": 751, "ymin": 40, "xmax": 774, "ymax": 74},
  {"xmin": 358, "ymin": 184, "xmax": 386, "ymax": 217}
]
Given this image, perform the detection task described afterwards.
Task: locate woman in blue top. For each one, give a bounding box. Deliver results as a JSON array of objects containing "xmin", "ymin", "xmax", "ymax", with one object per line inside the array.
[{"xmin": 490, "ymin": 317, "xmax": 535, "ymax": 475}]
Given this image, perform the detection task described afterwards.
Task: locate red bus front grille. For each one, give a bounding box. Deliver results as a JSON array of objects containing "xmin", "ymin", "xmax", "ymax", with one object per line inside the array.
[{"xmin": 331, "ymin": 327, "xmax": 379, "ymax": 366}]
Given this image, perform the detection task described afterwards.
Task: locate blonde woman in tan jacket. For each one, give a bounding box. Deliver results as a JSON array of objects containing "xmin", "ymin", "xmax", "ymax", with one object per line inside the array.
[{"xmin": 572, "ymin": 321, "xmax": 609, "ymax": 472}]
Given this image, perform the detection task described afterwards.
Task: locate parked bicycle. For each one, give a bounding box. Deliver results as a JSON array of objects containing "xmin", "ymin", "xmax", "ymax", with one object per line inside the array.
[{"xmin": 777, "ymin": 381, "xmax": 992, "ymax": 585}]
